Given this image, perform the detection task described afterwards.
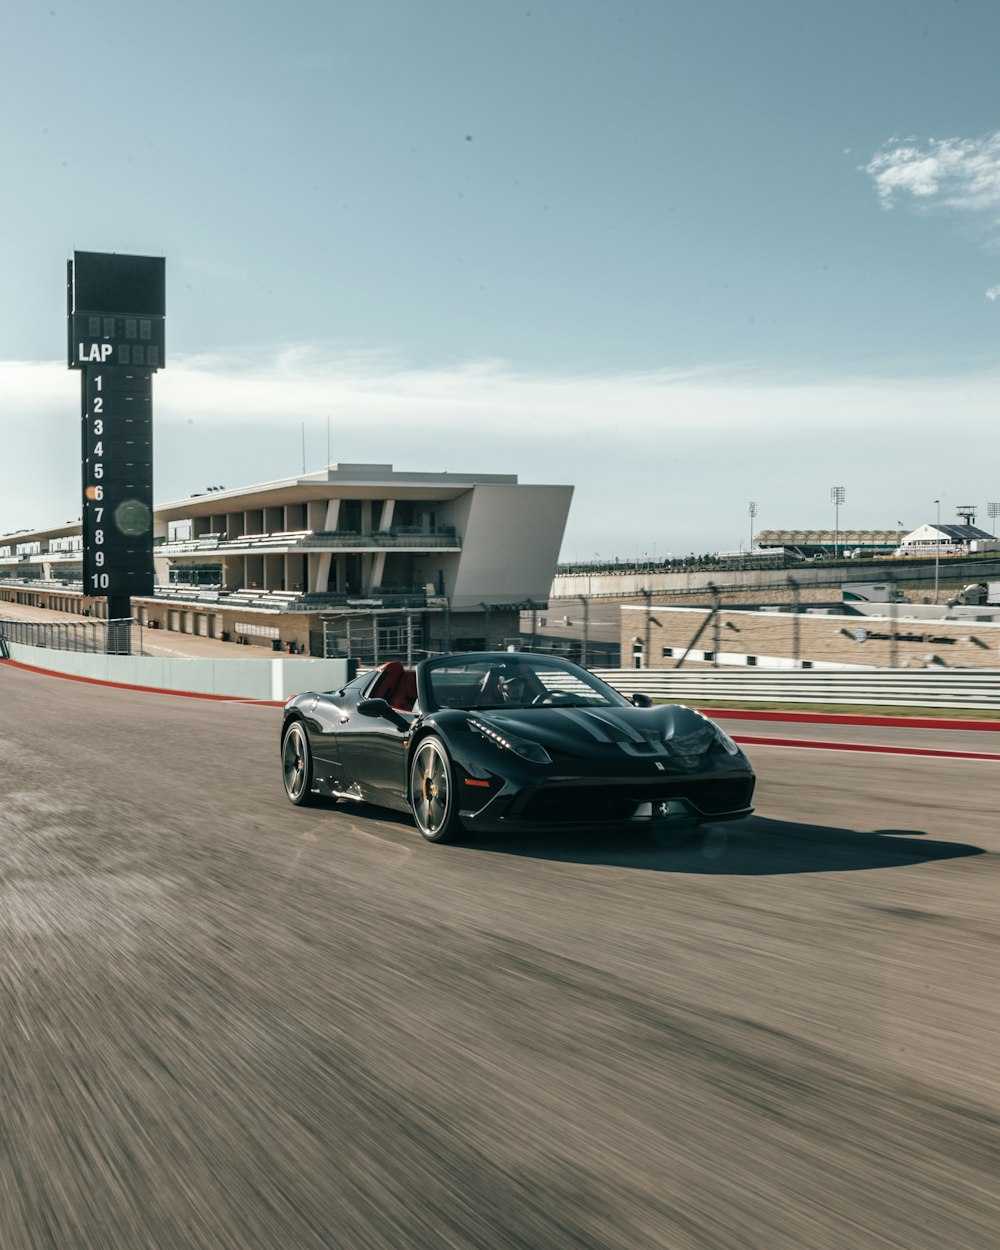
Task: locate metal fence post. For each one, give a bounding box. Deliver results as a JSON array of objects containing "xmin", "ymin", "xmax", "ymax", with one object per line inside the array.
[
  {"xmin": 890, "ymin": 598, "xmax": 898, "ymax": 669},
  {"xmin": 480, "ymin": 601, "xmax": 491, "ymax": 649},
  {"xmin": 710, "ymin": 582, "xmax": 720, "ymax": 668}
]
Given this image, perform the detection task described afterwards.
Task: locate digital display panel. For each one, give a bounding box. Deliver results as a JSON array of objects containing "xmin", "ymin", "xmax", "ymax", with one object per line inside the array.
[
  {"xmin": 81, "ymin": 368, "xmax": 154, "ymax": 597},
  {"xmin": 72, "ymin": 251, "xmax": 165, "ymax": 317},
  {"xmin": 70, "ymin": 312, "xmax": 165, "ymax": 370}
]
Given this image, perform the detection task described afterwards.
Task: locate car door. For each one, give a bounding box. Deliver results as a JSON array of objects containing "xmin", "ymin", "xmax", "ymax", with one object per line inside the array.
[
  {"xmin": 335, "ymin": 701, "xmax": 413, "ymax": 809},
  {"xmin": 301, "ymin": 670, "xmax": 378, "ymax": 792}
]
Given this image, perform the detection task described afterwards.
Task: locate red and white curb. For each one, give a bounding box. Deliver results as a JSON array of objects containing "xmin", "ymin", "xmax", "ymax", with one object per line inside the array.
[
  {"xmin": 729, "ymin": 733, "xmax": 1000, "ymax": 762},
  {"xmin": 708, "ymin": 706, "xmax": 1000, "ymax": 760}
]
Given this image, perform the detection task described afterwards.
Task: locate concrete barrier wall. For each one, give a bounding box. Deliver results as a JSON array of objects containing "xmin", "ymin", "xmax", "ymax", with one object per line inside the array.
[{"xmin": 5, "ymin": 643, "xmax": 353, "ymax": 701}]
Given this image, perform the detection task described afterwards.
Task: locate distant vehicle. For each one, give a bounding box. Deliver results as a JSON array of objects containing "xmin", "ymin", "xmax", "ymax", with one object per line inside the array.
[
  {"xmin": 280, "ymin": 652, "xmax": 755, "ymax": 842},
  {"xmin": 947, "ymin": 582, "xmax": 1000, "ymax": 607},
  {"xmin": 842, "ymin": 582, "xmax": 908, "ymax": 604},
  {"xmin": 715, "ymin": 548, "xmax": 788, "ymax": 562}
]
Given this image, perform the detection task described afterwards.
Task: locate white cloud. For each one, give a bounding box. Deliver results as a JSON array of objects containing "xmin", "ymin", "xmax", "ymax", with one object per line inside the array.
[
  {"xmin": 145, "ymin": 347, "xmax": 998, "ymax": 440},
  {"xmin": 865, "ymin": 131, "xmax": 1000, "ymax": 215},
  {"xmin": 4, "ymin": 351, "xmax": 1000, "ymax": 556}
]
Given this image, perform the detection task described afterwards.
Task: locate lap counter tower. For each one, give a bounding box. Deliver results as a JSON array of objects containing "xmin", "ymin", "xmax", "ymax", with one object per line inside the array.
[{"xmin": 67, "ymin": 251, "xmax": 165, "ymax": 653}]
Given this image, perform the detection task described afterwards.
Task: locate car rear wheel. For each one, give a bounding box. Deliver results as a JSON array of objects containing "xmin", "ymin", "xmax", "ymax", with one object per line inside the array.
[
  {"xmin": 282, "ymin": 721, "xmax": 315, "ymax": 806},
  {"xmin": 409, "ymin": 738, "xmax": 461, "ymax": 843}
]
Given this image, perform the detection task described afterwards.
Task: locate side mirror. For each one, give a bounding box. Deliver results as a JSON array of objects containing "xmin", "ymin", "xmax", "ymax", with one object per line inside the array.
[
  {"xmin": 358, "ymin": 697, "xmax": 410, "ymax": 729},
  {"xmin": 631, "ymin": 692, "xmax": 653, "ymax": 708}
]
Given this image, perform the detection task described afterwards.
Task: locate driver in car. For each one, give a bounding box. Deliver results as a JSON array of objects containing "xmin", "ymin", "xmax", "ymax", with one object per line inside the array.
[{"xmin": 496, "ymin": 674, "xmax": 530, "ymax": 705}]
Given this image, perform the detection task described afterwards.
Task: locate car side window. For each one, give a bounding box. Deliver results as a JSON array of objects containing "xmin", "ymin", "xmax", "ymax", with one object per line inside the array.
[{"xmin": 338, "ymin": 669, "xmax": 379, "ymax": 696}]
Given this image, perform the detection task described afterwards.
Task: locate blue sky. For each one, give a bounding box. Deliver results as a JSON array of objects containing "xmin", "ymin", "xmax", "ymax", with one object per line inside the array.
[{"xmin": 3, "ymin": 0, "xmax": 1000, "ymax": 558}]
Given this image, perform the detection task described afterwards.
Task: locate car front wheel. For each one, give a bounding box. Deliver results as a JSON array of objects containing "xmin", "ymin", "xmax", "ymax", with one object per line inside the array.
[
  {"xmin": 282, "ymin": 721, "xmax": 315, "ymax": 806},
  {"xmin": 409, "ymin": 737, "xmax": 461, "ymax": 843}
]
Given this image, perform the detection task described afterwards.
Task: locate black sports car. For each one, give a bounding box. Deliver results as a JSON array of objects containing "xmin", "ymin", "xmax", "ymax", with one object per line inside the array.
[{"xmin": 280, "ymin": 652, "xmax": 755, "ymax": 843}]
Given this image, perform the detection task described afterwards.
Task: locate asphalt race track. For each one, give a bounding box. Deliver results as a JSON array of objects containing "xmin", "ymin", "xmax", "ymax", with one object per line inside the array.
[{"xmin": 1, "ymin": 663, "xmax": 998, "ymax": 1249}]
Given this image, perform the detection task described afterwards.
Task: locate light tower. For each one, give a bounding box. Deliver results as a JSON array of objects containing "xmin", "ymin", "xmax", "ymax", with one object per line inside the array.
[
  {"xmin": 988, "ymin": 501, "xmax": 1000, "ymax": 537},
  {"xmin": 830, "ymin": 486, "xmax": 845, "ymax": 559},
  {"xmin": 748, "ymin": 500, "xmax": 758, "ymax": 554}
]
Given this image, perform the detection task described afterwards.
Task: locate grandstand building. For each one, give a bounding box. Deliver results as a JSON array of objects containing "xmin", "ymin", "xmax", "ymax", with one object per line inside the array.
[
  {"xmin": 0, "ymin": 464, "xmax": 573, "ymax": 660},
  {"xmin": 754, "ymin": 529, "xmax": 901, "ymax": 558}
]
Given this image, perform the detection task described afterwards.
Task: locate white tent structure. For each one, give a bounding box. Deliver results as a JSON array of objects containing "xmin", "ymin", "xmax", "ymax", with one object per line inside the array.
[{"xmin": 894, "ymin": 522, "xmax": 998, "ymax": 557}]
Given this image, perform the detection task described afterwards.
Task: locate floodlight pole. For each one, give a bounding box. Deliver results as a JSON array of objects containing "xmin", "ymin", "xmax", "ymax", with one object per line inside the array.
[
  {"xmin": 748, "ymin": 500, "xmax": 758, "ymax": 555},
  {"xmin": 934, "ymin": 499, "xmax": 940, "ymax": 604},
  {"xmin": 830, "ymin": 486, "xmax": 845, "ymax": 559}
]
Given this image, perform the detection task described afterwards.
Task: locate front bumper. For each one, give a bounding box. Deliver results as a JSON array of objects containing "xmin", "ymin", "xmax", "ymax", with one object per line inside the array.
[{"xmin": 458, "ymin": 769, "xmax": 756, "ymax": 835}]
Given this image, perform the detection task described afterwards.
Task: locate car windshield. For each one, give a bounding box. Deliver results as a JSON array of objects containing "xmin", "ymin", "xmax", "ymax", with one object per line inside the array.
[{"xmin": 424, "ymin": 655, "xmax": 625, "ymax": 711}]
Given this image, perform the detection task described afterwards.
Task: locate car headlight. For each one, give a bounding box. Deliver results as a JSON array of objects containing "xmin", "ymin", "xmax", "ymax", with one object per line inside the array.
[
  {"xmin": 694, "ymin": 711, "xmax": 741, "ymax": 756},
  {"xmin": 468, "ymin": 717, "xmax": 552, "ymax": 764},
  {"xmin": 714, "ymin": 726, "xmax": 741, "ymax": 756}
]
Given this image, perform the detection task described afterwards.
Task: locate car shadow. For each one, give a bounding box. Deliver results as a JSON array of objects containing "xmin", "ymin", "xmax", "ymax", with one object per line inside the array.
[
  {"xmin": 459, "ymin": 816, "xmax": 985, "ymax": 875},
  {"xmin": 311, "ymin": 799, "xmax": 984, "ymax": 876}
]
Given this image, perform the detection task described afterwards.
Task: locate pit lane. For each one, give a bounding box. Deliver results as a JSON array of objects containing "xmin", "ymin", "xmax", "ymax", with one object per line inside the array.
[{"xmin": 1, "ymin": 662, "xmax": 997, "ymax": 1250}]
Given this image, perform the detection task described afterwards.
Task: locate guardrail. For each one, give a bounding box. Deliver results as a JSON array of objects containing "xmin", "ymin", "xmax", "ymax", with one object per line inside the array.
[
  {"xmin": 0, "ymin": 617, "xmax": 139, "ymax": 655},
  {"xmin": 594, "ymin": 667, "xmax": 1000, "ymax": 711}
]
